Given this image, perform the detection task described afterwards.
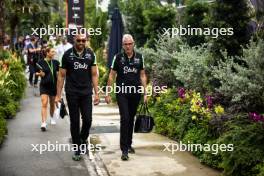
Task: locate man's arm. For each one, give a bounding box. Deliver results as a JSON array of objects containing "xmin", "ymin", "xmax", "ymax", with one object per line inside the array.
[
  {"xmin": 140, "ymin": 70, "xmax": 148, "ymax": 103},
  {"xmin": 91, "ymin": 66, "xmax": 100, "ymax": 105},
  {"xmin": 105, "ymin": 69, "xmax": 117, "ymax": 104},
  {"xmin": 55, "ymin": 68, "xmax": 66, "ymax": 102},
  {"xmin": 106, "ymin": 69, "xmax": 116, "ymax": 94}
]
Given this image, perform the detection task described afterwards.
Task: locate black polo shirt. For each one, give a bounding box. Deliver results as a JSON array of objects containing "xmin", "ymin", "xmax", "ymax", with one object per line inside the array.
[
  {"xmin": 61, "ymin": 47, "xmax": 97, "ymax": 96},
  {"xmin": 111, "ymin": 51, "xmax": 145, "ymax": 88}
]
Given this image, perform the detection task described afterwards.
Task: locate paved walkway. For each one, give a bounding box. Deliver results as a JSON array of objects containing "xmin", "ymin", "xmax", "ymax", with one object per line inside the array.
[
  {"xmin": 0, "ymin": 85, "xmax": 220, "ymax": 176},
  {"xmin": 92, "ymin": 103, "xmax": 220, "ymax": 176}
]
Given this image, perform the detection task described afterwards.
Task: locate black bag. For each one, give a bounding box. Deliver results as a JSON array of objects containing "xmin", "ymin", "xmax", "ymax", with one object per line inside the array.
[
  {"xmin": 134, "ymin": 103, "xmax": 155, "ymax": 133},
  {"xmin": 60, "ymin": 98, "xmax": 68, "ymax": 119}
]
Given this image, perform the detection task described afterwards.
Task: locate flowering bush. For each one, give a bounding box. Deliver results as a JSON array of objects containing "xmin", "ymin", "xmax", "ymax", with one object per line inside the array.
[
  {"xmin": 0, "ymin": 50, "xmax": 26, "ymax": 145},
  {"xmin": 177, "ymin": 88, "xmax": 225, "ymax": 123},
  {"xmin": 249, "ymin": 112, "xmax": 264, "ymax": 123}
]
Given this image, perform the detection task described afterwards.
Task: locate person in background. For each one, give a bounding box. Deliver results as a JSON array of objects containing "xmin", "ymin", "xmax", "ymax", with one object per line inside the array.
[
  {"xmin": 15, "ymin": 36, "xmax": 24, "ymax": 54},
  {"xmin": 55, "ymin": 36, "xmax": 72, "ymax": 62},
  {"xmin": 3, "ymin": 35, "xmax": 10, "ymax": 50},
  {"xmin": 27, "ymin": 36, "xmax": 41, "ymax": 87},
  {"xmin": 36, "ymin": 47, "xmax": 60, "ymax": 131}
]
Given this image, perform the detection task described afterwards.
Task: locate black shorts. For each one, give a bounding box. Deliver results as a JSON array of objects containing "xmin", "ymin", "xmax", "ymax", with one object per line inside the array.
[{"xmin": 40, "ymin": 85, "xmax": 56, "ymax": 96}]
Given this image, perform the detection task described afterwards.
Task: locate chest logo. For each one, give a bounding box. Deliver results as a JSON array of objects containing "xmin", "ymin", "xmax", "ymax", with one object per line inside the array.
[
  {"xmin": 74, "ymin": 62, "xmax": 88, "ymax": 70},
  {"xmin": 85, "ymin": 53, "xmax": 92, "ymax": 60},
  {"xmin": 123, "ymin": 66, "xmax": 138, "ymax": 74}
]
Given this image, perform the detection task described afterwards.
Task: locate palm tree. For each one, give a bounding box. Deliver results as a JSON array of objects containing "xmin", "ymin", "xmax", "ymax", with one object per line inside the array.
[{"xmin": 7, "ymin": 0, "xmax": 56, "ymax": 49}]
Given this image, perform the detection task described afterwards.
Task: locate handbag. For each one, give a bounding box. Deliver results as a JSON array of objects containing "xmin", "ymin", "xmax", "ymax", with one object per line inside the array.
[
  {"xmin": 134, "ymin": 103, "xmax": 155, "ymax": 133},
  {"xmin": 60, "ymin": 98, "xmax": 68, "ymax": 119}
]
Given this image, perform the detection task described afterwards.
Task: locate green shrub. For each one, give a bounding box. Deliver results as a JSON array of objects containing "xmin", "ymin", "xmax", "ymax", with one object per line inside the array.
[
  {"xmin": 182, "ymin": 126, "xmax": 208, "ymax": 157},
  {"xmin": 0, "ymin": 115, "xmax": 7, "ymax": 145},
  {"xmin": 199, "ymin": 139, "xmax": 223, "ymax": 169},
  {"xmin": 213, "ymin": 40, "xmax": 264, "ymax": 112},
  {"xmin": 173, "ymin": 44, "xmax": 215, "ymax": 93},
  {"xmin": 0, "ymin": 50, "xmax": 26, "ymax": 145},
  {"xmin": 7, "ymin": 59, "xmax": 26, "ymax": 100},
  {"xmin": 218, "ymin": 115, "xmax": 264, "ymax": 176},
  {"xmin": 143, "ymin": 5, "xmax": 177, "ymax": 48},
  {"xmin": 140, "ymin": 34, "xmax": 183, "ymax": 87}
]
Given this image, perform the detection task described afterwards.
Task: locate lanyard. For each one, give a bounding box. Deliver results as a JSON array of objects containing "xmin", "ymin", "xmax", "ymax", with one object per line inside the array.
[{"xmin": 45, "ymin": 59, "xmax": 54, "ymax": 84}]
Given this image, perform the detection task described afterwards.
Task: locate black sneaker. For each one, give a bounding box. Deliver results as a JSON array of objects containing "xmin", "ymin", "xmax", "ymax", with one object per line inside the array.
[
  {"xmin": 121, "ymin": 152, "xmax": 129, "ymax": 161},
  {"xmin": 128, "ymin": 147, "xmax": 135, "ymax": 154},
  {"xmin": 72, "ymin": 152, "xmax": 81, "ymax": 161}
]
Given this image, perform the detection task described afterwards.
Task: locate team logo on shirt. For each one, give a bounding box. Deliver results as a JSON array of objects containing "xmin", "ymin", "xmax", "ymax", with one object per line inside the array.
[
  {"xmin": 134, "ymin": 58, "xmax": 140, "ymax": 64},
  {"xmin": 74, "ymin": 62, "xmax": 88, "ymax": 70},
  {"xmin": 123, "ymin": 66, "xmax": 138, "ymax": 74},
  {"xmin": 70, "ymin": 52, "xmax": 74, "ymax": 60},
  {"xmin": 121, "ymin": 57, "xmax": 125, "ymax": 64},
  {"xmin": 85, "ymin": 53, "xmax": 92, "ymax": 60}
]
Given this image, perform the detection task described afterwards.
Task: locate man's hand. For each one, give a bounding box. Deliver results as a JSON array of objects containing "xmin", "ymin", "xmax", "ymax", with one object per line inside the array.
[
  {"xmin": 105, "ymin": 95, "xmax": 111, "ymax": 104},
  {"xmin": 93, "ymin": 94, "xmax": 100, "ymax": 105},
  {"xmin": 36, "ymin": 70, "xmax": 45, "ymax": 77},
  {"xmin": 55, "ymin": 95, "xmax": 61, "ymax": 108}
]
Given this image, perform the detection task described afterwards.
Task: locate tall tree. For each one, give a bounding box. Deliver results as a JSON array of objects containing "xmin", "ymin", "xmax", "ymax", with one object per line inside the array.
[
  {"xmin": 6, "ymin": 0, "xmax": 55, "ymax": 48},
  {"xmin": 183, "ymin": 0, "xmax": 210, "ymax": 46},
  {"xmin": 0, "ymin": 0, "xmax": 5, "ymax": 48},
  {"xmin": 209, "ymin": 0, "xmax": 252, "ymax": 57}
]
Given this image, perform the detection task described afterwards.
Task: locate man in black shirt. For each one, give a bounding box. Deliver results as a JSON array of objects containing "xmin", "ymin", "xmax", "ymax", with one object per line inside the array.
[
  {"xmin": 105, "ymin": 34, "xmax": 147, "ymax": 161},
  {"xmin": 27, "ymin": 36, "xmax": 41, "ymax": 87},
  {"xmin": 55, "ymin": 34, "xmax": 99, "ymax": 161}
]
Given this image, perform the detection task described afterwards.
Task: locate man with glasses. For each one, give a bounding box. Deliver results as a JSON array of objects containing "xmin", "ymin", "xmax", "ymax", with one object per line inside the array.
[
  {"xmin": 105, "ymin": 34, "xmax": 148, "ymax": 161},
  {"xmin": 55, "ymin": 34, "xmax": 100, "ymax": 161}
]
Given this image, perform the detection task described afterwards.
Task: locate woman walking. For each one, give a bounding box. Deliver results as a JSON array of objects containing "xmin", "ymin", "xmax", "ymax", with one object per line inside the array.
[{"xmin": 36, "ymin": 47, "xmax": 60, "ymax": 131}]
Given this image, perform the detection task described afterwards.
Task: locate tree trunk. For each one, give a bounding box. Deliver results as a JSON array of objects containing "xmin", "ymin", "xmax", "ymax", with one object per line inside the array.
[{"xmin": 0, "ymin": 0, "xmax": 5, "ymax": 49}]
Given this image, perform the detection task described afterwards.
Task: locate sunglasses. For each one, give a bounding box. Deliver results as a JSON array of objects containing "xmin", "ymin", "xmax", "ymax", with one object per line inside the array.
[{"xmin": 76, "ymin": 39, "xmax": 86, "ymax": 43}]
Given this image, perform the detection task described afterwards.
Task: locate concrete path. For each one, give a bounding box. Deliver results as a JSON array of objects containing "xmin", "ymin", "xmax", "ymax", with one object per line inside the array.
[
  {"xmin": 0, "ymin": 86, "xmax": 95, "ymax": 176},
  {"xmin": 92, "ymin": 103, "xmax": 221, "ymax": 176}
]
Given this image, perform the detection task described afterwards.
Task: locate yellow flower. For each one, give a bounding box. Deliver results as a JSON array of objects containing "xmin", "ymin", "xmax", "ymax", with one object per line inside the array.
[
  {"xmin": 214, "ymin": 105, "xmax": 224, "ymax": 115},
  {"xmin": 192, "ymin": 115, "xmax": 197, "ymax": 120}
]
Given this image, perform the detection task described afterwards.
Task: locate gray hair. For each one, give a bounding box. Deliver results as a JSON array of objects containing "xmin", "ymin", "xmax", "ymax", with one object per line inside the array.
[{"xmin": 122, "ymin": 34, "xmax": 134, "ymax": 43}]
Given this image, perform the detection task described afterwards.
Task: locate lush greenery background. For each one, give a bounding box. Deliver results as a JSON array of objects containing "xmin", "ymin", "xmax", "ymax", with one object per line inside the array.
[
  {"xmin": 0, "ymin": 50, "xmax": 26, "ymax": 145},
  {"xmin": 0, "ymin": 0, "xmax": 264, "ymax": 175}
]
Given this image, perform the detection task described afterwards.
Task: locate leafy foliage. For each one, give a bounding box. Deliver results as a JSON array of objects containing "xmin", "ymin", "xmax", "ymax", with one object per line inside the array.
[
  {"xmin": 0, "ymin": 50, "xmax": 26, "ymax": 144},
  {"xmin": 207, "ymin": 0, "xmax": 252, "ymax": 57},
  {"xmin": 213, "ymin": 40, "xmax": 264, "ymax": 112},
  {"xmin": 140, "ymin": 34, "xmax": 183, "ymax": 87},
  {"xmin": 119, "ymin": 0, "xmax": 159, "ymax": 47},
  {"xmin": 182, "ymin": 0, "xmax": 210, "ymax": 46},
  {"xmin": 143, "ymin": 5, "xmax": 177, "ymax": 48}
]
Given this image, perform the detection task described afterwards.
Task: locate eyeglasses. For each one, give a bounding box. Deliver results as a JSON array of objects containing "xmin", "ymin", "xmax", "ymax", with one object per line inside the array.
[
  {"xmin": 123, "ymin": 42, "xmax": 133, "ymax": 46},
  {"xmin": 76, "ymin": 39, "xmax": 86, "ymax": 43}
]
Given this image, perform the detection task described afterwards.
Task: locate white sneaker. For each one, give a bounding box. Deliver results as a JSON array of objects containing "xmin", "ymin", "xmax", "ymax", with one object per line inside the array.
[
  {"xmin": 50, "ymin": 117, "xmax": 56, "ymax": 125},
  {"xmin": 41, "ymin": 122, "xmax": 47, "ymax": 131}
]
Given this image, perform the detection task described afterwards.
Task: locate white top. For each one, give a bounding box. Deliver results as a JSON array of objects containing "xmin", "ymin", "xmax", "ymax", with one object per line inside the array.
[{"xmin": 55, "ymin": 42, "xmax": 73, "ymax": 62}]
